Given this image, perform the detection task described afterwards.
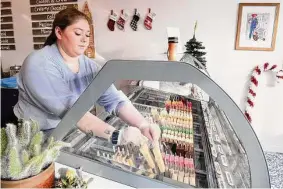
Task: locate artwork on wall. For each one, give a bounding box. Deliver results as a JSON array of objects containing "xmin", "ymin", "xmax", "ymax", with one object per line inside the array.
[
  {"xmin": 1, "ymin": 0, "xmax": 16, "ymax": 51},
  {"xmin": 235, "ymin": 3, "xmax": 280, "ymax": 51}
]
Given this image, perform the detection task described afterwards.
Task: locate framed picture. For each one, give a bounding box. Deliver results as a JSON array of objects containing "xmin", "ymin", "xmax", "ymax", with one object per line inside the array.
[{"xmin": 235, "ymin": 3, "xmax": 280, "ymax": 51}]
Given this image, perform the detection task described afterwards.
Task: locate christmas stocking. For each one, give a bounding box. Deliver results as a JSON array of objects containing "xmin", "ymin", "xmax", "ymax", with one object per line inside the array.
[
  {"xmin": 144, "ymin": 8, "xmax": 156, "ymax": 30},
  {"xmin": 107, "ymin": 10, "xmax": 118, "ymax": 31},
  {"xmin": 117, "ymin": 10, "xmax": 129, "ymax": 31},
  {"xmin": 130, "ymin": 9, "xmax": 140, "ymax": 31}
]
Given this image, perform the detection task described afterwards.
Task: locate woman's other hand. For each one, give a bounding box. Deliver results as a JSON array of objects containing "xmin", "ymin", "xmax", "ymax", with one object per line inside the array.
[
  {"xmin": 117, "ymin": 126, "xmax": 148, "ymax": 146},
  {"xmin": 139, "ymin": 123, "xmax": 161, "ymax": 142}
]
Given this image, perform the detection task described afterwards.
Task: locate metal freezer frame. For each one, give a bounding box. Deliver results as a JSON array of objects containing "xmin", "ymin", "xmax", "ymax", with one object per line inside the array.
[{"xmin": 51, "ymin": 60, "xmax": 270, "ymax": 188}]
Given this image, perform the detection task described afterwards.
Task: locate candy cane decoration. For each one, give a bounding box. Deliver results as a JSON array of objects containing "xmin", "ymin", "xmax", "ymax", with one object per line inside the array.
[{"xmin": 244, "ymin": 62, "xmax": 283, "ymax": 123}]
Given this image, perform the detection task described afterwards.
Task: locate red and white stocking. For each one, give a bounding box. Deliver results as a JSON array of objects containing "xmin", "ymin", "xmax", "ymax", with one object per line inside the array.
[
  {"xmin": 107, "ymin": 10, "xmax": 118, "ymax": 31},
  {"xmin": 116, "ymin": 10, "xmax": 129, "ymax": 31},
  {"xmin": 144, "ymin": 8, "xmax": 156, "ymax": 30}
]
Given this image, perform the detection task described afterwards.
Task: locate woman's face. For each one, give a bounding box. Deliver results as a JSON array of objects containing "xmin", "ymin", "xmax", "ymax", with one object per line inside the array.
[{"xmin": 56, "ymin": 18, "xmax": 90, "ymax": 57}]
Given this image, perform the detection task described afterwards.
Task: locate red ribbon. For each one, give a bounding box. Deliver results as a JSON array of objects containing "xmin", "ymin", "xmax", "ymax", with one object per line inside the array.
[
  {"xmin": 251, "ymin": 76, "xmax": 258, "ymax": 86},
  {"xmin": 247, "ymin": 98, "xmax": 254, "ymax": 107},
  {"xmin": 264, "ymin": 62, "xmax": 269, "ymax": 70},
  {"xmin": 255, "ymin": 66, "xmax": 261, "ymax": 75},
  {"xmin": 245, "ymin": 111, "xmax": 252, "ymax": 123},
  {"xmin": 269, "ymin": 65, "xmax": 277, "ymax": 70},
  {"xmin": 249, "ymin": 89, "xmax": 256, "ymax": 97}
]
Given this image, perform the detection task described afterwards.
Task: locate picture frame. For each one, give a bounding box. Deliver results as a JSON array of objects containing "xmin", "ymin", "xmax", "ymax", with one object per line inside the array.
[{"xmin": 235, "ymin": 3, "xmax": 280, "ymax": 51}]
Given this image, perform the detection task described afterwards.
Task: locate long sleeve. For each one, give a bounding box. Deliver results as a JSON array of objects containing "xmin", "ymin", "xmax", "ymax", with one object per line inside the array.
[
  {"xmin": 86, "ymin": 57, "xmax": 130, "ymax": 115},
  {"xmin": 97, "ymin": 84, "xmax": 129, "ymax": 114},
  {"xmin": 14, "ymin": 43, "xmax": 131, "ymax": 131},
  {"xmin": 23, "ymin": 58, "xmax": 78, "ymax": 118}
]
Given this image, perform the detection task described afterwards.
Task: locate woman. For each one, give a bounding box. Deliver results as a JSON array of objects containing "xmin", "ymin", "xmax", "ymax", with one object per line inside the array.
[{"xmin": 14, "ymin": 8, "xmax": 160, "ymax": 146}]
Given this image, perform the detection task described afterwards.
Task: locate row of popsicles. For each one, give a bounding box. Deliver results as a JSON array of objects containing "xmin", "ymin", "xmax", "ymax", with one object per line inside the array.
[
  {"xmin": 165, "ymin": 100, "xmax": 193, "ymax": 112},
  {"xmin": 151, "ymin": 104, "xmax": 193, "ymax": 129},
  {"xmin": 161, "ymin": 127, "xmax": 194, "ymax": 144},
  {"xmin": 162, "ymin": 153, "xmax": 196, "ymax": 186}
]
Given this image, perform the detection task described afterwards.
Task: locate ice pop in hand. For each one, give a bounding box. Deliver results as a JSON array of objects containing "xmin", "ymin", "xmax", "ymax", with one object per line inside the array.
[
  {"xmin": 152, "ymin": 141, "xmax": 166, "ymax": 173},
  {"xmin": 139, "ymin": 139, "xmax": 156, "ymax": 169}
]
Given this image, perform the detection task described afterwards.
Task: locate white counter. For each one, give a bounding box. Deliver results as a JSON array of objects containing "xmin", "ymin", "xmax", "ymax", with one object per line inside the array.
[{"xmin": 55, "ymin": 162, "xmax": 135, "ymax": 188}]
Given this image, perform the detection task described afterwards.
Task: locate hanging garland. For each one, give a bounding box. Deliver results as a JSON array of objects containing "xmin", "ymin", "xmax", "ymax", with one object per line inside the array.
[{"xmin": 244, "ymin": 62, "xmax": 283, "ymax": 123}]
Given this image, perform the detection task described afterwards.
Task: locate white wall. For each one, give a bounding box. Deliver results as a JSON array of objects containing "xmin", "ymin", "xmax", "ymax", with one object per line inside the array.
[{"xmin": 1, "ymin": 0, "xmax": 283, "ymax": 152}]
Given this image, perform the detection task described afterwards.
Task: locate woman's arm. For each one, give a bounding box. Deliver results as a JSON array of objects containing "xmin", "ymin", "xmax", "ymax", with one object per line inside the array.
[
  {"xmin": 117, "ymin": 102, "xmax": 147, "ymax": 128},
  {"xmin": 77, "ymin": 112, "xmax": 116, "ymax": 140},
  {"xmin": 96, "ymin": 84, "xmax": 148, "ymax": 127},
  {"xmin": 117, "ymin": 102, "xmax": 154, "ymax": 141}
]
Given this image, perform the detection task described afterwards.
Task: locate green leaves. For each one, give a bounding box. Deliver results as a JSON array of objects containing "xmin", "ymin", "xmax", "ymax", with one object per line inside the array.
[
  {"xmin": 21, "ymin": 149, "xmax": 30, "ymax": 165},
  {"xmin": 1, "ymin": 128, "xmax": 8, "ymax": 157},
  {"xmin": 29, "ymin": 131, "xmax": 43, "ymax": 156},
  {"xmin": 31, "ymin": 119, "xmax": 40, "ymax": 137},
  {"xmin": 58, "ymin": 167, "xmax": 94, "ymax": 188},
  {"xmin": 47, "ymin": 136, "xmax": 54, "ymax": 149},
  {"xmin": 6, "ymin": 124, "xmax": 18, "ymax": 148},
  {"xmin": 2, "ymin": 119, "xmax": 70, "ymax": 181},
  {"xmin": 8, "ymin": 147, "xmax": 23, "ymax": 179},
  {"xmin": 18, "ymin": 120, "xmax": 32, "ymax": 148},
  {"xmin": 31, "ymin": 144, "xmax": 41, "ymax": 157}
]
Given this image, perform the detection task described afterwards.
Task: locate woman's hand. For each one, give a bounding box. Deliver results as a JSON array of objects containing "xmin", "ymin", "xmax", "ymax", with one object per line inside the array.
[
  {"xmin": 139, "ymin": 123, "xmax": 161, "ymax": 142},
  {"xmin": 117, "ymin": 126, "xmax": 148, "ymax": 146}
]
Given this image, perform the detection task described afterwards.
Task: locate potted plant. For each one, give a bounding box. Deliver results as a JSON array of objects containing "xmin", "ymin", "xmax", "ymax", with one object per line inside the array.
[
  {"xmin": 55, "ymin": 167, "xmax": 94, "ymax": 188},
  {"xmin": 1, "ymin": 119, "xmax": 70, "ymax": 188}
]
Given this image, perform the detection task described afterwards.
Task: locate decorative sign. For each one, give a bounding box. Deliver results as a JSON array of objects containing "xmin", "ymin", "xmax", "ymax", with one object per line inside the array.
[
  {"xmin": 32, "ymin": 21, "xmax": 53, "ymax": 28},
  {"xmin": 1, "ymin": 23, "xmax": 13, "ymax": 30},
  {"xmin": 0, "ymin": 45, "xmax": 16, "ymax": 50},
  {"xmin": 0, "ymin": 38, "xmax": 15, "ymax": 44},
  {"xmin": 1, "ymin": 1, "xmax": 11, "ymax": 8},
  {"xmin": 1, "ymin": 16, "xmax": 12, "ymax": 22},
  {"xmin": 1, "ymin": 0, "xmax": 16, "ymax": 51},
  {"xmin": 33, "ymin": 37, "xmax": 48, "ymax": 43},
  {"xmin": 30, "ymin": 0, "xmax": 77, "ymax": 6},
  {"xmin": 82, "ymin": 1, "xmax": 95, "ymax": 58},
  {"xmin": 32, "ymin": 29, "xmax": 52, "ymax": 35},
  {"xmin": 30, "ymin": 0, "xmax": 78, "ymax": 50},
  {"xmin": 34, "ymin": 44, "xmax": 44, "ymax": 50},
  {"xmin": 1, "ymin": 9, "xmax": 12, "ymax": 15},
  {"xmin": 31, "ymin": 13, "xmax": 57, "ymax": 21},
  {"xmin": 0, "ymin": 31, "xmax": 14, "ymax": 37},
  {"xmin": 30, "ymin": 4, "xmax": 77, "ymax": 13}
]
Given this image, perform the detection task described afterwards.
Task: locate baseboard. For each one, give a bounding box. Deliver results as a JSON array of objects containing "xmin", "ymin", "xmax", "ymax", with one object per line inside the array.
[{"xmin": 261, "ymin": 144, "xmax": 283, "ymax": 154}]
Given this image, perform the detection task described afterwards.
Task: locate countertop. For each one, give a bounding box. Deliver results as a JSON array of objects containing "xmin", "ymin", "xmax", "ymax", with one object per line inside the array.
[
  {"xmin": 56, "ymin": 152, "xmax": 282, "ymax": 189},
  {"xmin": 55, "ymin": 163, "xmax": 134, "ymax": 188},
  {"xmin": 265, "ymin": 151, "xmax": 283, "ymax": 189}
]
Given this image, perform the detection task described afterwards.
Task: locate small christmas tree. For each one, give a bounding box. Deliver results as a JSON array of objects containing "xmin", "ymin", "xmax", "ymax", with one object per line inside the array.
[{"xmin": 185, "ymin": 21, "xmax": 207, "ymax": 68}]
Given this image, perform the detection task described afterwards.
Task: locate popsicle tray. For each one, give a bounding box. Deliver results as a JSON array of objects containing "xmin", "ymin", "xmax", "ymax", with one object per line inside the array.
[
  {"xmin": 129, "ymin": 88, "xmax": 218, "ymax": 188},
  {"xmin": 61, "ymin": 87, "xmax": 218, "ymax": 188}
]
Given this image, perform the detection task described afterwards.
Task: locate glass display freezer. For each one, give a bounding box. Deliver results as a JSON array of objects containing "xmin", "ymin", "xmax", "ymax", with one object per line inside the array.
[{"xmin": 50, "ymin": 56, "xmax": 270, "ymax": 188}]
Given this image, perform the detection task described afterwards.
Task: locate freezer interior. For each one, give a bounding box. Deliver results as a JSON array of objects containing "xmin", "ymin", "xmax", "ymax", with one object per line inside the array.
[{"xmin": 60, "ymin": 84, "xmax": 251, "ymax": 188}]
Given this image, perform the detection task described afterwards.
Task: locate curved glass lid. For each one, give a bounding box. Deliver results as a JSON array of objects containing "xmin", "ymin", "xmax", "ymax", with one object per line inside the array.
[{"xmin": 52, "ymin": 58, "xmax": 270, "ymax": 188}]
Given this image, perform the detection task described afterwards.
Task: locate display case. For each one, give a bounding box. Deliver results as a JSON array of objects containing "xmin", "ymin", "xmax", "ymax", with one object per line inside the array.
[{"xmin": 50, "ymin": 56, "xmax": 270, "ymax": 188}]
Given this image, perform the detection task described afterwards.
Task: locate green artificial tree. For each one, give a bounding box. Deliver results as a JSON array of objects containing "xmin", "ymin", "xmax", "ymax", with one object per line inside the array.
[{"xmin": 185, "ymin": 21, "xmax": 207, "ymax": 69}]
